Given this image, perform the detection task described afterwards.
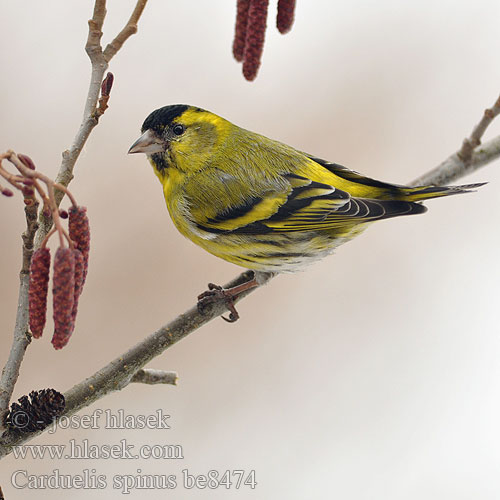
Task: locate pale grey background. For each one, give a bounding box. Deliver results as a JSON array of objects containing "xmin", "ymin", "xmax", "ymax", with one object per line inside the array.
[{"xmin": 1, "ymin": 1, "xmax": 499, "ymax": 498}]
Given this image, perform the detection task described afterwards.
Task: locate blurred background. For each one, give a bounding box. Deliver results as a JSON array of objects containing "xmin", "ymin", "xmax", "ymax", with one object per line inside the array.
[{"xmin": 1, "ymin": 1, "xmax": 500, "ymax": 498}]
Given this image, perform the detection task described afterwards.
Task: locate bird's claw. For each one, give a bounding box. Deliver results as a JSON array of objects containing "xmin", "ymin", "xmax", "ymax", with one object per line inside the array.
[{"xmin": 197, "ymin": 283, "xmax": 240, "ymax": 322}]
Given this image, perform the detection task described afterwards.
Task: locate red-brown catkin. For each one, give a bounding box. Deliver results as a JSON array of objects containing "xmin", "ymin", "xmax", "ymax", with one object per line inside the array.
[
  {"xmin": 276, "ymin": 0, "xmax": 295, "ymax": 34},
  {"xmin": 71, "ymin": 249, "xmax": 84, "ymax": 325},
  {"xmin": 233, "ymin": 0, "xmax": 251, "ymax": 62},
  {"xmin": 242, "ymin": 0, "xmax": 269, "ymax": 81},
  {"xmin": 68, "ymin": 206, "xmax": 90, "ymax": 286},
  {"xmin": 28, "ymin": 248, "xmax": 51, "ymax": 338},
  {"xmin": 51, "ymin": 248, "xmax": 75, "ymax": 350}
]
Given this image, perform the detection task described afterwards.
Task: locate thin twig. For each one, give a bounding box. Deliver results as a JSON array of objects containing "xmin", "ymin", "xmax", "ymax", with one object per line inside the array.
[
  {"xmin": 411, "ymin": 133, "xmax": 500, "ymax": 186},
  {"xmin": 86, "ymin": 0, "xmax": 106, "ymax": 58},
  {"xmin": 412, "ymin": 91, "xmax": 500, "ymax": 187},
  {"xmin": 20, "ymin": 187, "xmax": 39, "ymax": 277},
  {"xmin": 0, "ymin": 152, "xmax": 76, "ymax": 250},
  {"xmin": 103, "ymin": 0, "xmax": 148, "ymax": 62},
  {"xmin": 1, "ymin": 151, "xmax": 78, "ymax": 208},
  {"xmin": 36, "ymin": 0, "xmax": 148, "ymax": 247},
  {"xmin": 458, "ymin": 93, "xmax": 500, "ymax": 163},
  {"xmin": 130, "ymin": 369, "xmax": 178, "ymax": 386}
]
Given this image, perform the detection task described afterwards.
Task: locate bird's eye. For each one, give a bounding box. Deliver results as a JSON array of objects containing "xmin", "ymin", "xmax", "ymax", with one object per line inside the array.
[{"xmin": 172, "ymin": 124, "xmax": 185, "ymax": 136}]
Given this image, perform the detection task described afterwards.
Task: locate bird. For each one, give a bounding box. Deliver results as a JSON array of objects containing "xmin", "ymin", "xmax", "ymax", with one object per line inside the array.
[{"xmin": 129, "ymin": 104, "xmax": 484, "ymax": 321}]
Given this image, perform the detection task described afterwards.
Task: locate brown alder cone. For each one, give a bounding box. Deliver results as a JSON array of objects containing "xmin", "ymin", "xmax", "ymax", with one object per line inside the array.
[
  {"xmin": 28, "ymin": 247, "xmax": 51, "ymax": 338},
  {"xmin": 242, "ymin": 0, "xmax": 269, "ymax": 81},
  {"xmin": 276, "ymin": 0, "xmax": 295, "ymax": 34},
  {"xmin": 68, "ymin": 205, "xmax": 90, "ymax": 285},
  {"xmin": 233, "ymin": 0, "xmax": 251, "ymax": 62},
  {"xmin": 51, "ymin": 248, "xmax": 75, "ymax": 350},
  {"xmin": 3, "ymin": 389, "xmax": 65, "ymax": 433}
]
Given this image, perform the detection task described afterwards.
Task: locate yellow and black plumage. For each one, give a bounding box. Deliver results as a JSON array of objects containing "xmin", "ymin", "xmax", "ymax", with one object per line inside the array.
[
  {"xmin": 129, "ymin": 105, "xmax": 483, "ymax": 319},
  {"xmin": 129, "ymin": 104, "xmax": 482, "ymax": 272}
]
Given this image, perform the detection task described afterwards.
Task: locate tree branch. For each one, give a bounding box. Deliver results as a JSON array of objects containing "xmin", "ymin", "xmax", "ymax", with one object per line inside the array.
[
  {"xmin": 103, "ymin": 0, "xmax": 148, "ymax": 62},
  {"xmin": 411, "ymin": 133, "xmax": 500, "ymax": 187},
  {"xmin": 130, "ymin": 369, "xmax": 178, "ymax": 386},
  {"xmin": 0, "ymin": 271, "xmax": 272, "ymax": 457},
  {"xmin": 458, "ymin": 93, "xmax": 500, "ymax": 164},
  {"xmin": 412, "ymin": 91, "xmax": 500, "ymax": 186},
  {"xmin": 0, "ymin": 0, "xmax": 149, "ymax": 431},
  {"xmin": 85, "ymin": 0, "xmax": 106, "ymax": 63},
  {"xmin": 35, "ymin": 0, "xmax": 148, "ymax": 248},
  {"xmin": 0, "ymin": 191, "xmax": 39, "ymax": 422}
]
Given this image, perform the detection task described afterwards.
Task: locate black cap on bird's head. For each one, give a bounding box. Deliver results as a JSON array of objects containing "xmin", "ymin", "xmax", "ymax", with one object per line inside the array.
[
  {"xmin": 128, "ymin": 104, "xmax": 207, "ymax": 155},
  {"xmin": 140, "ymin": 104, "xmax": 189, "ymax": 134}
]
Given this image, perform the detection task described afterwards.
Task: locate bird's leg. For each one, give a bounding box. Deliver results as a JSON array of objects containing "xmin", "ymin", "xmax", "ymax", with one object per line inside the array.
[{"xmin": 197, "ymin": 274, "xmax": 260, "ymax": 323}]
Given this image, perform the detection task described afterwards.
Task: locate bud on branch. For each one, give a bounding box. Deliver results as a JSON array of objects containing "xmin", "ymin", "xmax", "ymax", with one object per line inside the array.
[{"xmin": 95, "ymin": 72, "xmax": 114, "ymax": 117}]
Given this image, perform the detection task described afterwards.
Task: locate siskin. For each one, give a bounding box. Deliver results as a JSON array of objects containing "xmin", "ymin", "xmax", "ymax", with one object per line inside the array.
[{"xmin": 129, "ymin": 105, "xmax": 483, "ymax": 320}]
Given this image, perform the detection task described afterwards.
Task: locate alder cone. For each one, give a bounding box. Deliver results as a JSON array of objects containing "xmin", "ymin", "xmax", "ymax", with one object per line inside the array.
[{"xmin": 4, "ymin": 389, "xmax": 65, "ymax": 433}]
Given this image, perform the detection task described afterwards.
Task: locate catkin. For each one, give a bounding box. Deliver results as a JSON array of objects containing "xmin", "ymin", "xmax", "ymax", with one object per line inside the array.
[
  {"xmin": 71, "ymin": 249, "xmax": 84, "ymax": 324},
  {"xmin": 232, "ymin": 0, "xmax": 296, "ymax": 81},
  {"xmin": 233, "ymin": 0, "xmax": 251, "ymax": 62},
  {"xmin": 276, "ymin": 0, "xmax": 295, "ymax": 34},
  {"xmin": 51, "ymin": 248, "xmax": 75, "ymax": 350},
  {"xmin": 28, "ymin": 247, "xmax": 51, "ymax": 338},
  {"xmin": 242, "ymin": 0, "xmax": 269, "ymax": 81},
  {"xmin": 68, "ymin": 206, "xmax": 90, "ymax": 285}
]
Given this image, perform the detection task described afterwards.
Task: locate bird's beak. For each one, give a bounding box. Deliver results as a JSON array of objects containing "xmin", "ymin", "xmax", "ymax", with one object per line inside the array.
[{"xmin": 128, "ymin": 130, "xmax": 166, "ymax": 154}]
